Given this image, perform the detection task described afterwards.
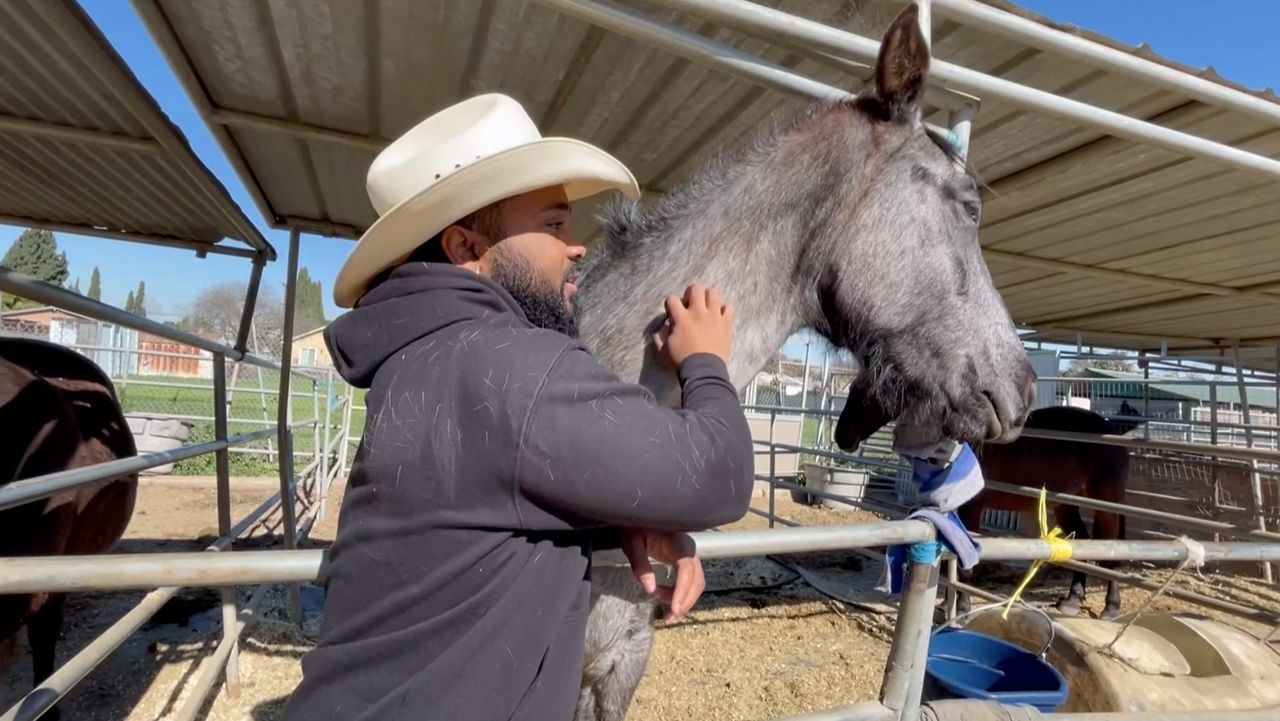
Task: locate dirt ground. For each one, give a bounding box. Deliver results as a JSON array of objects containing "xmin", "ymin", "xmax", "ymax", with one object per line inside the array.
[{"xmin": 5, "ymin": 478, "xmax": 1280, "ymax": 721}]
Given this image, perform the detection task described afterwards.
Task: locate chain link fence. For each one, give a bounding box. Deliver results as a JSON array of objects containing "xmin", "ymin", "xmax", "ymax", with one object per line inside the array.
[{"xmin": 2, "ymin": 317, "xmax": 347, "ymax": 482}]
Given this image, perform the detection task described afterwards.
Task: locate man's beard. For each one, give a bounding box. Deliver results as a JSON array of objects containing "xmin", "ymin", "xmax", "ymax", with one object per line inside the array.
[{"xmin": 490, "ymin": 249, "xmax": 579, "ymax": 338}]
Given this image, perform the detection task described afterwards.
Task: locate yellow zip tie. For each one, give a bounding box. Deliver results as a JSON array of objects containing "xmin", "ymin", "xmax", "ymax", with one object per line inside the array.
[{"xmin": 1001, "ymin": 486, "xmax": 1073, "ymax": 619}]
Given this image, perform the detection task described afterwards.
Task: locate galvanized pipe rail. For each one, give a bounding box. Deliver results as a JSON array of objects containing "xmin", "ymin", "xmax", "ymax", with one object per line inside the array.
[
  {"xmin": 0, "ymin": 267, "xmax": 280, "ymax": 371},
  {"xmin": 743, "ymin": 403, "xmax": 1280, "ymax": 467},
  {"xmin": 7, "ymin": 529, "xmax": 1280, "ymax": 594},
  {"xmin": 640, "ymin": 0, "xmax": 1280, "ymax": 183},
  {"xmin": 982, "ymin": 479, "xmax": 1280, "ymax": 544},
  {"xmin": 0, "ymin": 427, "xmax": 276, "ymax": 512}
]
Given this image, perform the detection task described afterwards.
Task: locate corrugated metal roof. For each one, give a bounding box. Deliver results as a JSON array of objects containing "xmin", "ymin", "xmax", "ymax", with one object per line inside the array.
[
  {"xmin": 1084, "ymin": 368, "xmax": 1278, "ymax": 411},
  {"xmin": 0, "ymin": 0, "xmax": 273, "ymax": 259},
  {"xmin": 130, "ymin": 0, "xmax": 1280, "ymax": 358}
]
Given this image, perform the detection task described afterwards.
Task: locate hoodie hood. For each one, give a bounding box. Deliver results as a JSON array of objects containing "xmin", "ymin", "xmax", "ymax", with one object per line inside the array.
[{"xmin": 324, "ymin": 263, "xmax": 530, "ymax": 387}]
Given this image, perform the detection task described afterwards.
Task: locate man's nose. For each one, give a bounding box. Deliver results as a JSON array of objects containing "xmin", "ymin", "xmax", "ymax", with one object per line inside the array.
[{"xmin": 567, "ymin": 245, "xmax": 586, "ymax": 262}]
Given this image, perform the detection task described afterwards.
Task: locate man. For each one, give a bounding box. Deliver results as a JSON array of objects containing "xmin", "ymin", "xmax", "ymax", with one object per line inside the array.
[{"xmin": 282, "ymin": 94, "xmax": 755, "ymax": 720}]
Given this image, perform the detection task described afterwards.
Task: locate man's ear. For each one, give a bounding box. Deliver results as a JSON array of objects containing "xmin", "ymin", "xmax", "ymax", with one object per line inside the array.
[{"xmin": 440, "ymin": 225, "xmax": 485, "ymax": 267}]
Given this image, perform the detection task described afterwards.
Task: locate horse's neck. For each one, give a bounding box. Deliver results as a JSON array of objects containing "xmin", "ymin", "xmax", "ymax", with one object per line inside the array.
[{"xmin": 577, "ymin": 236, "xmax": 803, "ymax": 402}]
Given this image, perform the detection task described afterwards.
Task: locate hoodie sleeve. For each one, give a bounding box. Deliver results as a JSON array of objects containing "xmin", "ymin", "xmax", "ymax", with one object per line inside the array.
[{"xmin": 516, "ymin": 347, "xmax": 755, "ymax": 531}]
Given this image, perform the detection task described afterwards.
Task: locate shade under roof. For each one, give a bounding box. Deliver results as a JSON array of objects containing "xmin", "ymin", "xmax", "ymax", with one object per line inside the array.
[
  {"xmin": 0, "ymin": 0, "xmax": 273, "ymax": 260},
  {"xmin": 130, "ymin": 0, "xmax": 1280, "ymax": 363}
]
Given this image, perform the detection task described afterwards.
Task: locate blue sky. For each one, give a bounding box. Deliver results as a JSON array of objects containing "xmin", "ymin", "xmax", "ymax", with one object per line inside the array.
[{"xmin": 2, "ymin": 1, "xmax": 1276, "ymax": 344}]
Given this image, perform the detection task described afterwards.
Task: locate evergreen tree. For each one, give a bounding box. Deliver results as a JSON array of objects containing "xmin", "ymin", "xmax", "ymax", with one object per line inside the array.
[
  {"xmin": 71, "ymin": 276, "xmax": 82, "ymax": 294},
  {"xmin": 88, "ymin": 267, "xmax": 102, "ymax": 301},
  {"xmin": 293, "ymin": 267, "xmax": 327, "ymax": 334},
  {"xmin": 133, "ymin": 280, "xmax": 147, "ymax": 317},
  {"xmin": 125, "ymin": 290, "xmax": 135, "ymax": 314},
  {"xmin": 1, "ymin": 229, "xmax": 70, "ymax": 310}
]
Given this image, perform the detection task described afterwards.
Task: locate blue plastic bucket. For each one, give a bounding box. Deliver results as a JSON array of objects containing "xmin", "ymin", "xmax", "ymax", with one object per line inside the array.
[{"xmin": 925, "ymin": 628, "xmax": 1069, "ymax": 712}]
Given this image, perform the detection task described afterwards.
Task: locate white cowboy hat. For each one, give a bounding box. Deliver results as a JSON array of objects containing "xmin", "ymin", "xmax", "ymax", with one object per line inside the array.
[{"xmin": 333, "ymin": 93, "xmax": 640, "ymax": 307}]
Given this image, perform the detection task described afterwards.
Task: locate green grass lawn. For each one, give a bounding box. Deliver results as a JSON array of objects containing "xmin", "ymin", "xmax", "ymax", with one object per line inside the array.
[{"xmin": 114, "ymin": 374, "xmax": 359, "ymax": 475}]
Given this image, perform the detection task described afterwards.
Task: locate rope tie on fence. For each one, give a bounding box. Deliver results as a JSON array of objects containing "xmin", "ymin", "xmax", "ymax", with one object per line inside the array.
[
  {"xmin": 1102, "ymin": 536, "xmax": 1206, "ymax": 653},
  {"xmin": 1002, "ymin": 486, "xmax": 1074, "ymax": 619}
]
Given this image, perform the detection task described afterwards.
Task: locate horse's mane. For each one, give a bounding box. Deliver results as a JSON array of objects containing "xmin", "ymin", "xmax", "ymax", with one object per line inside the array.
[
  {"xmin": 581, "ymin": 95, "xmax": 982, "ymax": 284},
  {"xmin": 581, "ymin": 97, "xmax": 848, "ymax": 278}
]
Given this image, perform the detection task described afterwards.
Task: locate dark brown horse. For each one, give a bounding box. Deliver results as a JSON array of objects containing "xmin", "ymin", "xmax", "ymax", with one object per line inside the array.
[
  {"xmin": 1, "ymin": 337, "xmax": 138, "ymax": 720},
  {"xmin": 958, "ymin": 404, "xmax": 1136, "ymax": 619}
]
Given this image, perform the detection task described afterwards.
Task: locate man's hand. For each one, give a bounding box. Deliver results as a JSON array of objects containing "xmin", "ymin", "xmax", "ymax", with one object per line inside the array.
[
  {"xmin": 655, "ymin": 283, "xmax": 734, "ymax": 367},
  {"xmin": 621, "ymin": 529, "xmax": 706, "ymax": 621}
]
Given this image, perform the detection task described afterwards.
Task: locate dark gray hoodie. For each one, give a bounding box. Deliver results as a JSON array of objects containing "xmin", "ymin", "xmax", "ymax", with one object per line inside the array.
[{"xmin": 282, "ymin": 262, "xmax": 754, "ymax": 721}]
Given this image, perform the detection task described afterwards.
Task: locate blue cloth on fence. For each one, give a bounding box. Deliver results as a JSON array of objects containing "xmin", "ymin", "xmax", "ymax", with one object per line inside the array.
[{"xmin": 878, "ymin": 442, "xmax": 985, "ymax": 595}]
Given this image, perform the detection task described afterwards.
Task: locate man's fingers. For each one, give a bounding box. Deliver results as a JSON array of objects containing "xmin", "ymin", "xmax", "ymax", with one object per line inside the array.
[
  {"xmin": 684, "ymin": 283, "xmax": 706, "ymax": 312},
  {"xmin": 622, "ymin": 532, "xmax": 657, "ymax": 595},
  {"xmin": 664, "ymin": 294, "xmax": 687, "ymax": 323},
  {"xmin": 706, "ymin": 287, "xmax": 723, "ymax": 313}
]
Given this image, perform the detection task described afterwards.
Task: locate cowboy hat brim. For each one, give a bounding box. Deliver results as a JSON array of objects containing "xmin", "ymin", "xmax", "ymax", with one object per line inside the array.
[{"xmin": 333, "ymin": 137, "xmax": 640, "ymax": 308}]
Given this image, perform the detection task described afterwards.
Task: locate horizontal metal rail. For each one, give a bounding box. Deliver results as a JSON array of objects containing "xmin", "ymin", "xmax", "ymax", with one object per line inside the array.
[
  {"xmin": 0, "ymin": 460, "xmax": 303, "ymax": 721},
  {"xmin": 530, "ymin": 0, "xmax": 954, "ymax": 135},
  {"xmin": 1017, "ymin": 427, "xmax": 1280, "ymax": 464},
  {"xmin": 755, "ymin": 474, "xmax": 1280, "ymax": 628},
  {"xmin": 930, "ymin": 0, "xmax": 1280, "ymax": 128},
  {"xmin": 981, "ymin": 479, "xmax": 1280, "ymax": 543},
  {"xmin": 0, "ymin": 427, "xmax": 276, "ymax": 512},
  {"xmin": 0, "ymin": 267, "xmax": 280, "ymax": 371},
  {"xmin": 647, "ymin": 0, "xmax": 1280, "ymax": 183},
  {"xmin": 743, "ymin": 403, "xmax": 1280, "ymax": 465},
  {"xmin": 0, "ymin": 430, "xmax": 260, "ymax": 508},
  {"xmin": 7, "ymin": 527, "xmax": 1280, "ymax": 593}
]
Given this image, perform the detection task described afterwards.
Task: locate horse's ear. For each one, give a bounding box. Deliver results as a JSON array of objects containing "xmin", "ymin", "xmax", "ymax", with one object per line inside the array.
[{"xmin": 871, "ymin": 2, "xmax": 930, "ymax": 122}]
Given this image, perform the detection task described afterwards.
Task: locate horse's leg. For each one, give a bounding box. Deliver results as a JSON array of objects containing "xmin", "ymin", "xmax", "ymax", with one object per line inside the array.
[
  {"xmin": 576, "ymin": 568, "xmax": 657, "ymax": 721},
  {"xmin": 1089, "ymin": 449, "xmax": 1129, "ymax": 620},
  {"xmin": 1091, "ymin": 510, "xmax": 1125, "ymax": 620},
  {"xmin": 27, "ymin": 592, "xmax": 67, "ymax": 721},
  {"xmin": 1053, "ymin": 504, "xmax": 1089, "ymax": 616}
]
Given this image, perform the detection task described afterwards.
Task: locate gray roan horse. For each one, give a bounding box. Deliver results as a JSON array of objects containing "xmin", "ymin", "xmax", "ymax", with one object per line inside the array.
[{"xmin": 568, "ymin": 5, "xmax": 1035, "ymax": 719}]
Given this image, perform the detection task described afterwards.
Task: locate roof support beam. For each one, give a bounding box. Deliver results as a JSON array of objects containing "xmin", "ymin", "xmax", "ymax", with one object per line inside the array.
[
  {"xmin": 1030, "ymin": 325, "xmax": 1218, "ymax": 346},
  {"xmin": 1030, "ymin": 275, "xmax": 1280, "ymax": 326},
  {"xmin": 0, "ymin": 213, "xmax": 259, "ymax": 260},
  {"xmin": 0, "ymin": 114, "xmax": 162, "ymax": 154},
  {"xmin": 210, "ymin": 109, "xmax": 386, "ymax": 154},
  {"xmin": 986, "ymin": 249, "xmax": 1280, "ymax": 304}
]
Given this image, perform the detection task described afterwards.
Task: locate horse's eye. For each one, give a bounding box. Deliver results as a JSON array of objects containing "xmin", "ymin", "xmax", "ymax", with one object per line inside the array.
[{"xmin": 963, "ymin": 201, "xmax": 980, "ymax": 224}]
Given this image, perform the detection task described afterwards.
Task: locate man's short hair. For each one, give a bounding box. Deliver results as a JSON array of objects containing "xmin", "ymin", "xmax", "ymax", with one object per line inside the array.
[{"xmin": 370, "ymin": 201, "xmax": 506, "ymax": 286}]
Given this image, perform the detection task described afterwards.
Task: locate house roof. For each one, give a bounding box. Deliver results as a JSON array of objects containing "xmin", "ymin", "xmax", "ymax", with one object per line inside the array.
[
  {"xmin": 0, "ymin": 305, "xmax": 92, "ymax": 321},
  {"xmin": 130, "ymin": 0, "xmax": 1280, "ymax": 364},
  {"xmin": 292, "ymin": 325, "xmax": 328, "ymax": 343},
  {"xmin": 1083, "ymin": 368, "xmax": 1278, "ymax": 411}
]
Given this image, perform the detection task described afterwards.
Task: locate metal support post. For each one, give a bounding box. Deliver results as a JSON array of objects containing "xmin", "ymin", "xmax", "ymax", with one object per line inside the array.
[
  {"xmin": 276, "ymin": 228, "xmax": 303, "ymax": 625},
  {"xmin": 936, "ymin": 101, "xmax": 975, "ymax": 624},
  {"xmin": 211, "ymin": 353, "xmax": 240, "ymax": 696},
  {"xmin": 879, "ymin": 541, "xmax": 941, "ymax": 720},
  {"xmin": 311, "ymin": 378, "xmax": 321, "ymax": 500},
  {"xmin": 337, "ymin": 382, "xmax": 355, "ymax": 477},
  {"xmin": 800, "ymin": 333, "xmax": 812, "ymax": 411},
  {"xmin": 1142, "ymin": 351, "xmax": 1152, "ymax": 441},
  {"xmin": 769, "ymin": 409, "xmax": 778, "ymax": 528},
  {"xmin": 234, "ymin": 253, "xmax": 266, "ymax": 354},
  {"xmin": 320, "ymin": 370, "xmax": 334, "ymax": 501},
  {"xmin": 1234, "ymin": 342, "xmax": 1273, "ymax": 582}
]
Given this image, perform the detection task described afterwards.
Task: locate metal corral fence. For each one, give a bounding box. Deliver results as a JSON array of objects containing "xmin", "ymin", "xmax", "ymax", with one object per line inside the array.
[
  {"xmin": 9, "ymin": 0, "xmax": 1280, "ymax": 717},
  {"xmin": 0, "ymin": 264, "xmax": 341, "ymax": 721}
]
